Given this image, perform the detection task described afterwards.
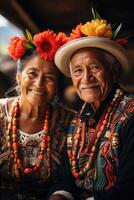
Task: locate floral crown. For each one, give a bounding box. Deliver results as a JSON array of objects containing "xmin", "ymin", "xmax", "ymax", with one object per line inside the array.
[
  {"xmin": 8, "ymin": 29, "xmax": 68, "ymax": 61},
  {"xmin": 68, "ymin": 8, "xmax": 128, "ymax": 46}
]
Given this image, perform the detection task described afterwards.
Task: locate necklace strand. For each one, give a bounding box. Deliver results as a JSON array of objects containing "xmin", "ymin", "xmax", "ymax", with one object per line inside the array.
[
  {"xmin": 67, "ymin": 88, "xmax": 124, "ymax": 180},
  {"xmin": 6, "ymin": 98, "xmax": 51, "ymax": 179}
]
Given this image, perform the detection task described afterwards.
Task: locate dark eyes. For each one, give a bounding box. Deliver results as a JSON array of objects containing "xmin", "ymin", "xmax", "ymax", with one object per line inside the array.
[
  {"xmin": 45, "ymin": 75, "xmax": 57, "ymax": 81},
  {"xmin": 27, "ymin": 71, "xmax": 36, "ymax": 77},
  {"xmin": 90, "ymin": 65, "xmax": 102, "ymax": 73},
  {"xmin": 27, "ymin": 71, "xmax": 56, "ymax": 82},
  {"xmin": 72, "ymin": 67, "xmax": 83, "ymax": 76},
  {"xmin": 72, "ymin": 65, "xmax": 103, "ymax": 76}
]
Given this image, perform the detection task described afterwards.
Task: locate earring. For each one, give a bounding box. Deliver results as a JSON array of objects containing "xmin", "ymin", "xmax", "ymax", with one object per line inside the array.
[{"xmin": 16, "ymin": 83, "xmax": 21, "ymax": 95}]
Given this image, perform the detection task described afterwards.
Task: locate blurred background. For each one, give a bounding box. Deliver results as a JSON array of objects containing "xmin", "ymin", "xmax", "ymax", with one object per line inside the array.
[{"xmin": 0, "ymin": 0, "xmax": 134, "ymax": 108}]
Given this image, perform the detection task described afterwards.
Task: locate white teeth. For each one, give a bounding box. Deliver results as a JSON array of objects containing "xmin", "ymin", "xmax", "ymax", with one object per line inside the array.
[
  {"xmin": 80, "ymin": 84, "xmax": 100, "ymax": 90},
  {"xmin": 30, "ymin": 90, "xmax": 44, "ymax": 95}
]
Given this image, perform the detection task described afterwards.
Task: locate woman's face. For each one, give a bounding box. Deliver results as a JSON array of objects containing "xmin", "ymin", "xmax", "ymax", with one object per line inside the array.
[{"xmin": 17, "ymin": 55, "xmax": 59, "ymax": 106}]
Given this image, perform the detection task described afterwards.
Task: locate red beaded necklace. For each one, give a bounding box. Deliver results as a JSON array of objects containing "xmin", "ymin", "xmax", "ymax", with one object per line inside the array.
[
  {"xmin": 6, "ymin": 98, "xmax": 51, "ymax": 179},
  {"xmin": 67, "ymin": 89, "xmax": 124, "ymax": 180}
]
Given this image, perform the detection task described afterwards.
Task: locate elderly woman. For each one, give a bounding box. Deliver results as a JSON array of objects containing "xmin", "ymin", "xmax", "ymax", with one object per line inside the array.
[
  {"xmin": 54, "ymin": 18, "xmax": 134, "ymax": 200},
  {"xmin": 0, "ymin": 30, "xmax": 77, "ymax": 200}
]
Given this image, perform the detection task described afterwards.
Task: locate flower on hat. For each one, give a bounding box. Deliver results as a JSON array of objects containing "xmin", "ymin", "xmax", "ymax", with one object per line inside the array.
[
  {"xmin": 8, "ymin": 37, "xmax": 27, "ymax": 61},
  {"xmin": 81, "ymin": 19, "xmax": 112, "ymax": 39},
  {"xmin": 68, "ymin": 8, "xmax": 128, "ymax": 46},
  {"xmin": 69, "ymin": 23, "xmax": 83, "ymax": 41},
  {"xmin": 115, "ymin": 38, "xmax": 128, "ymax": 46},
  {"xmin": 8, "ymin": 29, "xmax": 67, "ymax": 61}
]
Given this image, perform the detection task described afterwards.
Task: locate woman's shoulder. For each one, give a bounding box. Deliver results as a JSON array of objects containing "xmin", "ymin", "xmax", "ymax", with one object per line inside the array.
[
  {"xmin": 0, "ymin": 98, "xmax": 8, "ymax": 115},
  {"xmin": 0, "ymin": 97, "xmax": 16, "ymax": 116}
]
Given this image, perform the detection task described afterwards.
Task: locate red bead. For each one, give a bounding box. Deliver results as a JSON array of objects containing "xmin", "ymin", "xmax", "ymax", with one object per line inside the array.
[
  {"xmin": 12, "ymin": 142, "xmax": 18, "ymax": 150},
  {"xmin": 17, "ymin": 159, "xmax": 21, "ymax": 165},
  {"xmin": 42, "ymin": 135, "xmax": 47, "ymax": 140},
  {"xmin": 8, "ymin": 100, "xmax": 51, "ymax": 176},
  {"xmin": 67, "ymin": 150, "xmax": 72, "ymax": 157},
  {"xmin": 38, "ymin": 154, "xmax": 44, "ymax": 160},
  {"xmin": 36, "ymin": 163, "xmax": 41, "ymax": 168},
  {"xmin": 71, "ymin": 156, "xmax": 77, "ymax": 161},
  {"xmin": 72, "ymin": 172, "xmax": 80, "ymax": 179},
  {"xmin": 24, "ymin": 168, "xmax": 30, "ymax": 174},
  {"xmin": 12, "ymin": 126, "xmax": 17, "ymax": 132}
]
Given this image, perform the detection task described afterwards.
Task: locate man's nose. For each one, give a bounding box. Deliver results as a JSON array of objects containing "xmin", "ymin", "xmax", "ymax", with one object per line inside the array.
[{"xmin": 82, "ymin": 68, "xmax": 93, "ymax": 81}]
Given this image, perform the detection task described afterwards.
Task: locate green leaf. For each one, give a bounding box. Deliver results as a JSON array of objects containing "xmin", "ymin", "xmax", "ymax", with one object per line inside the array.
[
  {"xmin": 24, "ymin": 41, "xmax": 35, "ymax": 49},
  {"xmin": 91, "ymin": 7, "xmax": 101, "ymax": 20},
  {"xmin": 91, "ymin": 7, "xmax": 96, "ymax": 20},
  {"xmin": 112, "ymin": 23, "xmax": 122, "ymax": 38},
  {"xmin": 26, "ymin": 29, "xmax": 33, "ymax": 41},
  {"xmin": 95, "ymin": 11, "xmax": 101, "ymax": 20}
]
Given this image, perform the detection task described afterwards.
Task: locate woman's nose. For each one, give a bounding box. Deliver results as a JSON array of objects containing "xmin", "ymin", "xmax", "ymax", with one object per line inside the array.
[{"xmin": 35, "ymin": 75, "xmax": 44, "ymax": 87}]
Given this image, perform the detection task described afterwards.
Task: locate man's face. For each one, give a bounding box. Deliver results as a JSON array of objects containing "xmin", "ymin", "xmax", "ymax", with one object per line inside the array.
[{"xmin": 70, "ymin": 47, "xmax": 115, "ymax": 110}]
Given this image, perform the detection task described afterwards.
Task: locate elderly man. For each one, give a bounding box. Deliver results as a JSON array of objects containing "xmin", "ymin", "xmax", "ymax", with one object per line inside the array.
[{"xmin": 54, "ymin": 19, "xmax": 134, "ymax": 200}]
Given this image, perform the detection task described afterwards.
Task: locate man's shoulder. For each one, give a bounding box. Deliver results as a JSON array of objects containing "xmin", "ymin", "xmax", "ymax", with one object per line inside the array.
[
  {"xmin": 119, "ymin": 92, "xmax": 134, "ymax": 119},
  {"xmin": 124, "ymin": 92, "xmax": 134, "ymax": 99},
  {"xmin": 123, "ymin": 93, "xmax": 134, "ymax": 108}
]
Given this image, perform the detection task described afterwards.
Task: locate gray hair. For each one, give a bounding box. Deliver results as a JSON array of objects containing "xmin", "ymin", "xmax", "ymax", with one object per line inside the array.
[
  {"xmin": 17, "ymin": 50, "xmax": 38, "ymax": 73},
  {"xmin": 17, "ymin": 59, "xmax": 24, "ymax": 73}
]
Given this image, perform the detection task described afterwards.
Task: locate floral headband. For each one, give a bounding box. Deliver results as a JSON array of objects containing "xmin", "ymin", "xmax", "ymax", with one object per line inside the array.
[{"xmin": 8, "ymin": 29, "xmax": 68, "ymax": 61}]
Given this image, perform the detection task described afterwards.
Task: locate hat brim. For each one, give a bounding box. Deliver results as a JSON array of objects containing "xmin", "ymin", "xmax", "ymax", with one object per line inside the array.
[{"xmin": 55, "ymin": 36, "xmax": 130, "ymax": 77}]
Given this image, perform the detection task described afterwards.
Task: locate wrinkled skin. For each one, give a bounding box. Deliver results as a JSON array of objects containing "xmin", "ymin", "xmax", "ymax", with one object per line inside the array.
[
  {"xmin": 70, "ymin": 47, "xmax": 117, "ymax": 110},
  {"xmin": 17, "ymin": 55, "xmax": 59, "ymax": 108}
]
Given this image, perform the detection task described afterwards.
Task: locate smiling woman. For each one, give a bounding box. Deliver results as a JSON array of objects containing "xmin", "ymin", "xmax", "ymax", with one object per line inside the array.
[
  {"xmin": 16, "ymin": 54, "xmax": 59, "ymax": 108},
  {"xmin": 0, "ymin": 29, "xmax": 78, "ymax": 200}
]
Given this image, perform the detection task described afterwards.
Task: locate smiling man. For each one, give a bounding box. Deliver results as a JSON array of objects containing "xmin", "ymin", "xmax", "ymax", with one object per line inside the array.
[
  {"xmin": 70, "ymin": 47, "xmax": 116, "ymax": 111},
  {"xmin": 54, "ymin": 19, "xmax": 134, "ymax": 200}
]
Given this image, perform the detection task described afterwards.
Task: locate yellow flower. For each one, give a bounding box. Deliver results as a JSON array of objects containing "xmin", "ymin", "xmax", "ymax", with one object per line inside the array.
[{"xmin": 80, "ymin": 19, "xmax": 112, "ymax": 39}]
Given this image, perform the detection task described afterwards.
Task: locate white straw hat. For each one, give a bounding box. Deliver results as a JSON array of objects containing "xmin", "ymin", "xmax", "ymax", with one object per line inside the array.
[{"xmin": 55, "ymin": 36, "xmax": 130, "ymax": 77}]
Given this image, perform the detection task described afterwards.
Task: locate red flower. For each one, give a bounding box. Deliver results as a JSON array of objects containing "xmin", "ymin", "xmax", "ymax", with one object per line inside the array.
[
  {"xmin": 115, "ymin": 38, "xmax": 128, "ymax": 47},
  {"xmin": 33, "ymin": 30, "xmax": 60, "ymax": 61},
  {"xmin": 57, "ymin": 32, "xmax": 68, "ymax": 46},
  {"xmin": 8, "ymin": 37, "xmax": 26, "ymax": 61},
  {"xmin": 68, "ymin": 23, "xmax": 83, "ymax": 41}
]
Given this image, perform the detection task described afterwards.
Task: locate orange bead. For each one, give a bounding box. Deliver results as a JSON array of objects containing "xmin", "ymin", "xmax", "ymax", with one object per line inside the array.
[{"xmin": 40, "ymin": 142, "xmax": 46, "ymax": 148}]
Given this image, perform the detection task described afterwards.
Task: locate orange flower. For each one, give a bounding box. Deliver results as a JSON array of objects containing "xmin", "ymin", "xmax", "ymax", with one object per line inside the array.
[
  {"xmin": 8, "ymin": 37, "xmax": 26, "ymax": 61},
  {"xmin": 69, "ymin": 23, "xmax": 83, "ymax": 41},
  {"xmin": 33, "ymin": 30, "xmax": 60, "ymax": 61}
]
